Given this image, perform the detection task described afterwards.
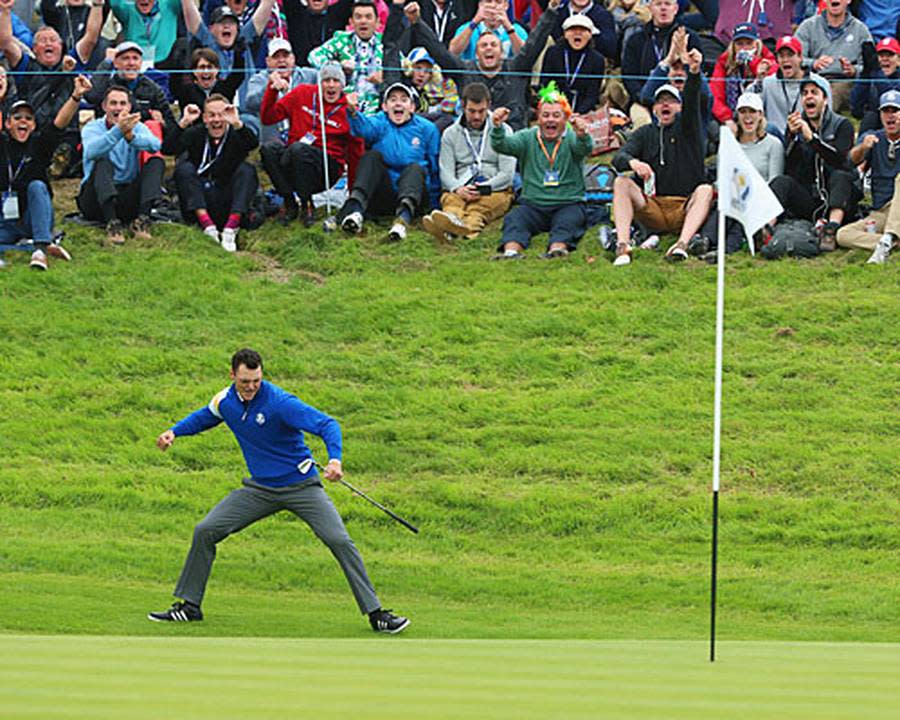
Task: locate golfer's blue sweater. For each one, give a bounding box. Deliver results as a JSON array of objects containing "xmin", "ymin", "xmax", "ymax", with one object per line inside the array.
[{"xmin": 170, "ymin": 381, "xmax": 342, "ymax": 487}]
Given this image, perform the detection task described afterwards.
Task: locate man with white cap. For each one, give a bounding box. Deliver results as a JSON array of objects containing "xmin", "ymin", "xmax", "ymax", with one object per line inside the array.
[
  {"xmin": 338, "ymin": 82, "xmax": 440, "ymax": 241},
  {"xmin": 543, "ymin": 0, "xmax": 618, "ymax": 62},
  {"xmin": 611, "ymin": 46, "xmax": 713, "ymax": 266},
  {"xmin": 259, "ymin": 62, "xmax": 363, "ymax": 226},
  {"xmin": 837, "ymin": 89, "xmax": 900, "ymax": 264},
  {"xmin": 539, "ymin": 13, "xmax": 606, "ymax": 115},
  {"xmin": 768, "ymin": 74, "xmax": 860, "ymax": 252}
]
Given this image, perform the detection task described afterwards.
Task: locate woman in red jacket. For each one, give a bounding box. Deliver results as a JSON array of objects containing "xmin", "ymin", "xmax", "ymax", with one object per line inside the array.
[{"xmin": 710, "ymin": 22, "xmax": 776, "ymax": 132}]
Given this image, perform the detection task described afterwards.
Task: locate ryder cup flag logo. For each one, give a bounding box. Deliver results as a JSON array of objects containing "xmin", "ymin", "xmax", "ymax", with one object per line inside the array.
[
  {"xmin": 255, "ymin": 413, "xmax": 266, "ymax": 426},
  {"xmin": 717, "ymin": 125, "xmax": 783, "ymax": 238}
]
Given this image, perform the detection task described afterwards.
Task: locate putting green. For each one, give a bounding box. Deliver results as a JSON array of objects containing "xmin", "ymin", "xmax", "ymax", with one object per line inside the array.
[{"xmin": 1, "ymin": 636, "xmax": 897, "ymax": 719}]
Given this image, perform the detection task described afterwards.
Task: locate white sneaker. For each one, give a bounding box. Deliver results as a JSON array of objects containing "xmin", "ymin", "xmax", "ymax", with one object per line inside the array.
[
  {"xmin": 29, "ymin": 249, "xmax": 48, "ymax": 271},
  {"xmin": 388, "ymin": 220, "xmax": 407, "ymax": 242},
  {"xmin": 866, "ymin": 234, "xmax": 893, "ymax": 265},
  {"xmin": 341, "ymin": 211, "xmax": 363, "ymax": 234},
  {"xmin": 203, "ymin": 225, "xmax": 220, "ymax": 244},
  {"xmin": 0, "ymin": 256, "xmax": 7, "ymax": 269},
  {"xmin": 220, "ymin": 227, "xmax": 238, "ymax": 253},
  {"xmin": 613, "ymin": 252, "xmax": 632, "ymax": 267}
]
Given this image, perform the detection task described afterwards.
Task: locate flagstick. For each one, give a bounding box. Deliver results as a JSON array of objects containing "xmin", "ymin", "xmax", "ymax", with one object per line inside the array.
[
  {"xmin": 710, "ymin": 205, "xmax": 726, "ymax": 663},
  {"xmin": 317, "ymin": 75, "xmax": 332, "ymax": 218}
]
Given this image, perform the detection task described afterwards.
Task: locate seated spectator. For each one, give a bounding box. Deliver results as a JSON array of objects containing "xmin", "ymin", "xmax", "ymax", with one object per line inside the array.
[
  {"xmin": 85, "ymin": 42, "xmax": 176, "ymax": 131},
  {"xmin": 41, "ymin": 0, "xmax": 111, "ymax": 70},
  {"xmin": 402, "ymin": 47, "xmax": 460, "ymax": 132},
  {"xmin": 110, "ymin": 0, "xmax": 182, "ymax": 69},
  {"xmin": 0, "ymin": 77, "xmax": 90, "ymax": 271},
  {"xmin": 182, "ymin": 0, "xmax": 278, "ymax": 104},
  {"xmin": 424, "ymin": 82, "xmax": 515, "ymax": 241},
  {"xmin": 837, "ymin": 90, "xmax": 900, "ymax": 264},
  {"xmin": 409, "ymin": 0, "xmax": 560, "ymax": 130},
  {"xmin": 710, "ymin": 23, "xmax": 776, "ymax": 132},
  {"xmin": 490, "ymin": 83, "xmax": 593, "ymax": 260},
  {"xmin": 78, "ymin": 86, "xmax": 165, "ymax": 245},
  {"xmin": 621, "ymin": 0, "xmax": 699, "ymax": 115},
  {"xmin": 753, "ymin": 35, "xmax": 831, "ymax": 138},
  {"xmin": 308, "ymin": 0, "xmax": 384, "ymax": 115},
  {"xmin": 539, "ymin": 14, "xmax": 605, "ymax": 115},
  {"xmin": 0, "ymin": 0, "xmax": 102, "ymax": 128},
  {"xmin": 795, "ymin": 0, "xmax": 871, "ymax": 112},
  {"xmin": 259, "ymin": 63, "xmax": 362, "ymax": 225},
  {"xmin": 337, "ymin": 82, "xmax": 440, "ymax": 242},
  {"xmin": 243, "ymin": 38, "xmax": 317, "ymax": 143},
  {"xmin": 172, "ymin": 47, "xmax": 247, "ymax": 121},
  {"xmin": 608, "ymin": 0, "xmax": 650, "ymax": 53},
  {"xmin": 414, "ymin": 0, "xmax": 474, "ymax": 46},
  {"xmin": 284, "ymin": 0, "xmax": 354, "ymax": 67},
  {"xmin": 611, "ymin": 49, "xmax": 714, "ymax": 266},
  {"xmin": 164, "ymin": 95, "xmax": 259, "ymax": 252},
  {"xmin": 851, "ymin": 37, "xmax": 900, "ymax": 134},
  {"xmin": 449, "ymin": 0, "xmax": 528, "ymax": 62},
  {"xmin": 769, "ymin": 76, "xmax": 860, "ymax": 252},
  {"xmin": 539, "ymin": 0, "xmax": 617, "ymax": 62}
]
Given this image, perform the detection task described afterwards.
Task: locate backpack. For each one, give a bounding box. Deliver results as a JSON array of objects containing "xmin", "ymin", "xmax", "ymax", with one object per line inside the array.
[
  {"xmin": 584, "ymin": 164, "xmax": 616, "ymax": 204},
  {"xmin": 761, "ymin": 219, "xmax": 820, "ymax": 259}
]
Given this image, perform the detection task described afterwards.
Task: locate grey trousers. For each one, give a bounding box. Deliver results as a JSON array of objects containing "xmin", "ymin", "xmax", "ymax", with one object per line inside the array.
[{"xmin": 173, "ymin": 480, "xmax": 381, "ymax": 614}]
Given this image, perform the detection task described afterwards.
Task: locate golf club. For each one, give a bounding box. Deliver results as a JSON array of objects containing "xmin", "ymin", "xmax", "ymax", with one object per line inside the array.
[{"xmin": 298, "ymin": 459, "xmax": 419, "ymax": 534}]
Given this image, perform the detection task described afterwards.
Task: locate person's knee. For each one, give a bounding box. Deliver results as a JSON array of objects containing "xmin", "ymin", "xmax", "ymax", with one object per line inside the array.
[
  {"xmin": 193, "ymin": 519, "xmax": 227, "ymax": 546},
  {"xmin": 318, "ymin": 526, "xmax": 352, "ymax": 551},
  {"xmin": 234, "ymin": 162, "xmax": 257, "ymax": 181},
  {"xmin": 260, "ymin": 142, "xmax": 283, "ymax": 163},
  {"xmin": 174, "ymin": 160, "xmax": 198, "ymax": 180},
  {"xmin": 26, "ymin": 179, "xmax": 50, "ymax": 200},
  {"xmin": 613, "ymin": 175, "xmax": 636, "ymax": 202}
]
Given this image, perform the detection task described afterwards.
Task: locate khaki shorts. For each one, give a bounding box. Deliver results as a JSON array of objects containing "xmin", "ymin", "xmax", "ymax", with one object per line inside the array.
[{"xmin": 634, "ymin": 195, "xmax": 689, "ymax": 234}]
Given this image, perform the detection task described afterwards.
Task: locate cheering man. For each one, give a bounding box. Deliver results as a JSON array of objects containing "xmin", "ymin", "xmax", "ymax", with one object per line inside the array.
[{"xmin": 148, "ymin": 348, "xmax": 410, "ymax": 634}]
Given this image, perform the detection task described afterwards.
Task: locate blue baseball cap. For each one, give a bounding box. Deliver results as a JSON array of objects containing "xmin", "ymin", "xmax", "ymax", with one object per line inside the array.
[
  {"xmin": 879, "ymin": 89, "xmax": 900, "ymax": 110},
  {"xmin": 406, "ymin": 47, "xmax": 435, "ymax": 66},
  {"xmin": 732, "ymin": 23, "xmax": 759, "ymax": 41}
]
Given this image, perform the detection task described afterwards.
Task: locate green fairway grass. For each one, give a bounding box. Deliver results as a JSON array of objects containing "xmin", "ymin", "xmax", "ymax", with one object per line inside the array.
[{"xmin": 1, "ymin": 635, "xmax": 897, "ymax": 719}]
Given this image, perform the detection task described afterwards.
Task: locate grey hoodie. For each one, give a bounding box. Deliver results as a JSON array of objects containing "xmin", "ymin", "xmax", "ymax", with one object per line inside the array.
[
  {"xmin": 795, "ymin": 12, "xmax": 871, "ymax": 78},
  {"xmin": 439, "ymin": 116, "xmax": 516, "ymax": 192},
  {"xmin": 755, "ymin": 70, "xmax": 833, "ymax": 132}
]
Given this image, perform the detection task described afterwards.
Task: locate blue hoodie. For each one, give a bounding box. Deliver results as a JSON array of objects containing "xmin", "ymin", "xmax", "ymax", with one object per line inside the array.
[
  {"xmin": 170, "ymin": 380, "xmax": 342, "ymax": 487},
  {"xmin": 349, "ymin": 111, "xmax": 441, "ymax": 207}
]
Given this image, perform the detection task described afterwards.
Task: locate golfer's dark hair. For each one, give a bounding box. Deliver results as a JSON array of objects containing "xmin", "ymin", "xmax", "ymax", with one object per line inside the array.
[
  {"xmin": 232, "ymin": 348, "xmax": 263, "ymax": 372},
  {"xmin": 461, "ymin": 82, "xmax": 491, "ymax": 107}
]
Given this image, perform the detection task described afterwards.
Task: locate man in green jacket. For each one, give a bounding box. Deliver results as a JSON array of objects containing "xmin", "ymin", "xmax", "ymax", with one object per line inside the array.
[{"xmin": 489, "ymin": 82, "xmax": 593, "ymax": 260}]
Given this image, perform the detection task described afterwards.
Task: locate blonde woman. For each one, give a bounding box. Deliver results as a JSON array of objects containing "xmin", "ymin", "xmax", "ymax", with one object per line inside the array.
[
  {"xmin": 733, "ymin": 92, "xmax": 784, "ymax": 182},
  {"xmin": 710, "ymin": 22, "xmax": 776, "ymax": 131}
]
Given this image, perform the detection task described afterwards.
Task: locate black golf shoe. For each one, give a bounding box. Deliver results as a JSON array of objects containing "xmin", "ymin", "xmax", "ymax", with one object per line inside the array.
[
  {"xmin": 148, "ymin": 600, "xmax": 203, "ymax": 623},
  {"xmin": 369, "ymin": 608, "xmax": 410, "ymax": 634}
]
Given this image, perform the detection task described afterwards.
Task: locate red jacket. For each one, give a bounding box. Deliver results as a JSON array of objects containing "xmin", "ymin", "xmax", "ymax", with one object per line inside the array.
[
  {"xmin": 260, "ymin": 83, "xmax": 363, "ymax": 186},
  {"xmin": 710, "ymin": 45, "xmax": 777, "ymax": 124}
]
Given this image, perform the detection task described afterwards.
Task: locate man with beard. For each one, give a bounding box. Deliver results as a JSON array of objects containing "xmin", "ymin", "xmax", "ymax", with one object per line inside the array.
[
  {"xmin": 284, "ymin": 0, "xmax": 354, "ymax": 69},
  {"xmin": 611, "ymin": 48, "xmax": 713, "ymax": 266},
  {"xmin": 448, "ymin": 0, "xmax": 527, "ymax": 61},
  {"xmin": 41, "ymin": 0, "xmax": 111, "ymax": 69},
  {"xmin": 164, "ymin": 95, "xmax": 259, "ymax": 253},
  {"xmin": 110, "ymin": 0, "xmax": 182, "ymax": 68},
  {"xmin": 172, "ymin": 46, "xmax": 247, "ymax": 121},
  {"xmin": 0, "ymin": 0, "xmax": 103, "ymax": 128},
  {"xmin": 259, "ymin": 63, "xmax": 362, "ymax": 226},
  {"xmin": 837, "ymin": 90, "xmax": 900, "ymax": 264},
  {"xmin": 407, "ymin": 0, "xmax": 560, "ymax": 130},
  {"xmin": 337, "ymin": 83, "xmax": 439, "ymax": 242},
  {"xmin": 182, "ymin": 0, "xmax": 278, "ymax": 104},
  {"xmin": 753, "ymin": 35, "xmax": 831, "ymax": 138},
  {"xmin": 769, "ymin": 75, "xmax": 860, "ymax": 252},
  {"xmin": 490, "ymin": 83, "xmax": 593, "ymax": 261},
  {"xmin": 308, "ymin": 0, "xmax": 384, "ymax": 116},
  {"xmin": 539, "ymin": 14, "xmax": 606, "ymax": 115},
  {"xmin": 78, "ymin": 86, "xmax": 165, "ymax": 245},
  {"xmin": 0, "ymin": 76, "xmax": 90, "ymax": 271}
]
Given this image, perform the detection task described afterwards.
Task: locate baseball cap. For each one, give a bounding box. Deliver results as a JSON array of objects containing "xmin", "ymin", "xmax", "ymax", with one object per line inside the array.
[
  {"xmin": 879, "ymin": 89, "xmax": 900, "ymax": 110},
  {"xmin": 9, "ymin": 99, "xmax": 35, "ymax": 115},
  {"xmin": 736, "ymin": 92, "xmax": 763, "ymax": 112},
  {"xmin": 406, "ymin": 47, "xmax": 435, "ymax": 66},
  {"xmin": 875, "ymin": 37, "xmax": 900, "ymax": 55},
  {"xmin": 562, "ymin": 14, "xmax": 599, "ymax": 34},
  {"xmin": 382, "ymin": 81, "xmax": 418, "ymax": 102},
  {"xmin": 210, "ymin": 6, "xmax": 239, "ymax": 24},
  {"xmin": 267, "ymin": 38, "xmax": 293, "ymax": 57},
  {"xmin": 800, "ymin": 75, "xmax": 830, "ymax": 96},
  {"xmin": 732, "ymin": 23, "xmax": 759, "ymax": 41},
  {"xmin": 775, "ymin": 35, "xmax": 802, "ymax": 55},
  {"xmin": 114, "ymin": 41, "xmax": 143, "ymax": 57},
  {"xmin": 654, "ymin": 83, "xmax": 682, "ymax": 103}
]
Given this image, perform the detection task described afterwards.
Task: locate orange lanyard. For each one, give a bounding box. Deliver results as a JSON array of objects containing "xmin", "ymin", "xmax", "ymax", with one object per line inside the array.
[{"xmin": 536, "ymin": 132, "xmax": 562, "ymax": 169}]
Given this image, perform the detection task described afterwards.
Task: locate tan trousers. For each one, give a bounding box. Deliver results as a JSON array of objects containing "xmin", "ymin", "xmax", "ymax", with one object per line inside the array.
[
  {"xmin": 837, "ymin": 174, "xmax": 900, "ymax": 250},
  {"xmin": 441, "ymin": 189, "xmax": 514, "ymax": 236}
]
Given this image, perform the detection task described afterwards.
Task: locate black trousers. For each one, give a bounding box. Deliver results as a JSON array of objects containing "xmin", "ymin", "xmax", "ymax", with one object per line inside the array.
[
  {"xmin": 337, "ymin": 150, "xmax": 426, "ymax": 221},
  {"xmin": 173, "ymin": 159, "xmax": 258, "ymax": 228},
  {"xmin": 769, "ymin": 171, "xmax": 861, "ymax": 222},
  {"xmin": 77, "ymin": 157, "xmax": 165, "ymax": 223},
  {"xmin": 260, "ymin": 141, "xmax": 342, "ymax": 202}
]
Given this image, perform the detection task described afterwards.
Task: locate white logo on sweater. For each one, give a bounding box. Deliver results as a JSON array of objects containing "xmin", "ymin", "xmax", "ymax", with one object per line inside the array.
[{"xmin": 255, "ymin": 413, "xmax": 266, "ymax": 425}]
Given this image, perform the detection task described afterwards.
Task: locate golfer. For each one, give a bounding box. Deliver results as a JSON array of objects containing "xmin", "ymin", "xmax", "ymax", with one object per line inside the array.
[{"xmin": 148, "ymin": 348, "xmax": 409, "ymax": 634}]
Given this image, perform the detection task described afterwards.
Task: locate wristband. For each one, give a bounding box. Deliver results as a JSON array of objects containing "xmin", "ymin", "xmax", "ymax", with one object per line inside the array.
[{"xmin": 469, "ymin": 20, "xmax": 478, "ymax": 30}]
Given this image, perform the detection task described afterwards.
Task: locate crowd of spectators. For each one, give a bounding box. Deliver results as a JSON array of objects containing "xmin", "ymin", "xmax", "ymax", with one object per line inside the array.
[{"xmin": 0, "ymin": 0, "xmax": 897, "ymax": 270}]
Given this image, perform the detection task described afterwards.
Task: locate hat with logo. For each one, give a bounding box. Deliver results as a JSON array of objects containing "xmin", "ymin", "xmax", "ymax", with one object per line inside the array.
[
  {"xmin": 562, "ymin": 14, "xmax": 599, "ymax": 34},
  {"xmin": 267, "ymin": 38, "xmax": 293, "ymax": 57},
  {"xmin": 875, "ymin": 37, "xmax": 900, "ymax": 55},
  {"xmin": 114, "ymin": 41, "xmax": 144, "ymax": 57},
  {"xmin": 382, "ymin": 81, "xmax": 418, "ymax": 103},
  {"xmin": 732, "ymin": 23, "xmax": 759, "ymax": 41},
  {"xmin": 406, "ymin": 47, "xmax": 436, "ymax": 66},
  {"xmin": 775, "ymin": 35, "xmax": 802, "ymax": 55},
  {"xmin": 210, "ymin": 6, "xmax": 240, "ymax": 24},
  {"xmin": 736, "ymin": 92, "xmax": 763, "ymax": 112},
  {"xmin": 879, "ymin": 89, "xmax": 900, "ymax": 110}
]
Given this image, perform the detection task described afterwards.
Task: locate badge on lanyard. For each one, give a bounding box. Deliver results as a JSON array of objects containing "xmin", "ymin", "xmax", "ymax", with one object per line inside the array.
[
  {"xmin": 300, "ymin": 133, "xmax": 316, "ymax": 145},
  {"xmin": 537, "ymin": 131, "xmax": 563, "ymax": 188},
  {"xmin": 2, "ymin": 191, "xmax": 19, "ymax": 220},
  {"xmin": 542, "ymin": 170, "xmax": 560, "ymax": 188}
]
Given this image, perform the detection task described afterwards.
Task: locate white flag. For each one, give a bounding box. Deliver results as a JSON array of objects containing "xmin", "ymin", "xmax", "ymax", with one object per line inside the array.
[{"xmin": 716, "ymin": 126, "xmax": 783, "ymax": 251}]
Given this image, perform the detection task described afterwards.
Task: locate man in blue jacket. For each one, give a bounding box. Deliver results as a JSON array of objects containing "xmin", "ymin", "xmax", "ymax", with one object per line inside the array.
[
  {"xmin": 148, "ymin": 348, "xmax": 410, "ymax": 634},
  {"xmin": 338, "ymin": 82, "xmax": 440, "ymax": 241}
]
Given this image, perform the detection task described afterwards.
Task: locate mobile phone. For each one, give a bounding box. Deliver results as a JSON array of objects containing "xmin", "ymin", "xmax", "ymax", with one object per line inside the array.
[{"xmin": 477, "ymin": 184, "xmax": 492, "ymax": 196}]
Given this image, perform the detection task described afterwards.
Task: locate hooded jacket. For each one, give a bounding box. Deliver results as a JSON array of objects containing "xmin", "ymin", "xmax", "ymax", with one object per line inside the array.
[
  {"xmin": 755, "ymin": 69, "xmax": 833, "ymax": 134},
  {"xmin": 784, "ymin": 104, "xmax": 856, "ymax": 196}
]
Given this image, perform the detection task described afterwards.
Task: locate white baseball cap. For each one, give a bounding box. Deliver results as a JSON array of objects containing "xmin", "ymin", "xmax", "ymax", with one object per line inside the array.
[
  {"xmin": 267, "ymin": 38, "xmax": 293, "ymax": 57},
  {"xmin": 562, "ymin": 14, "xmax": 599, "ymax": 34},
  {"xmin": 736, "ymin": 92, "xmax": 763, "ymax": 112}
]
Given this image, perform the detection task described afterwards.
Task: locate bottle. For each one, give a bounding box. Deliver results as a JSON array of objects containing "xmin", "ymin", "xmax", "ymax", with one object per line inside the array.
[
  {"xmin": 643, "ymin": 171, "xmax": 656, "ymax": 198},
  {"xmin": 598, "ymin": 224, "xmax": 613, "ymax": 251},
  {"xmin": 865, "ymin": 218, "xmax": 878, "ymax": 234}
]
